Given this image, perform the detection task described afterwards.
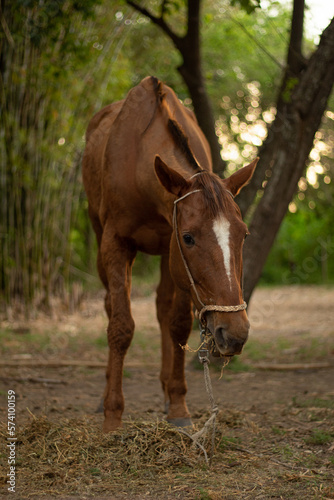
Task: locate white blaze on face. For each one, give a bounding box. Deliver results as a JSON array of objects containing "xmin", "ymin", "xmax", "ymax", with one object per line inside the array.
[{"xmin": 213, "ymin": 215, "xmax": 232, "ymax": 286}]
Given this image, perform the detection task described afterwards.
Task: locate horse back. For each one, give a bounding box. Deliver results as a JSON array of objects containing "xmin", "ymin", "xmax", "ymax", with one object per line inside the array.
[{"xmin": 82, "ymin": 77, "xmax": 211, "ymax": 253}]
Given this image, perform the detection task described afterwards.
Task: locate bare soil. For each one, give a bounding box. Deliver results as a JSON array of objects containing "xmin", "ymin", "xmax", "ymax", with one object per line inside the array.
[{"xmin": 0, "ymin": 285, "xmax": 334, "ymax": 499}]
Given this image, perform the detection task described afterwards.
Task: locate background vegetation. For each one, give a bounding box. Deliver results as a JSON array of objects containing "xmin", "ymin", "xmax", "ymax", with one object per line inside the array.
[{"xmin": 1, "ymin": 0, "xmax": 333, "ymax": 315}]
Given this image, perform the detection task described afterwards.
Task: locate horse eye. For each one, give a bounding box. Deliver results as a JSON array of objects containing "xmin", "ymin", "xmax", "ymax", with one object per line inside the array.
[{"xmin": 183, "ymin": 233, "xmax": 195, "ymax": 247}]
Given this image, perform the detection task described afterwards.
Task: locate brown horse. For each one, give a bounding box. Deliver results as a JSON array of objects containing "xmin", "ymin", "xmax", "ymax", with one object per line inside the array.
[{"xmin": 82, "ymin": 76, "xmax": 258, "ymax": 432}]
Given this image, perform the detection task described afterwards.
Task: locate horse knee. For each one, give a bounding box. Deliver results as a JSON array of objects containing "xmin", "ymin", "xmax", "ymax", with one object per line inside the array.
[
  {"xmin": 107, "ymin": 317, "xmax": 135, "ymax": 352},
  {"xmin": 156, "ymin": 293, "xmax": 173, "ymax": 324},
  {"xmin": 170, "ymin": 313, "xmax": 193, "ymax": 344}
]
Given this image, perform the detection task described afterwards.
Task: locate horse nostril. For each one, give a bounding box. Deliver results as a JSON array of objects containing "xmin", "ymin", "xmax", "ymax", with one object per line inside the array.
[
  {"xmin": 227, "ymin": 337, "xmax": 245, "ymax": 355},
  {"xmin": 214, "ymin": 326, "xmax": 229, "ymax": 350},
  {"xmin": 214, "ymin": 327, "xmax": 247, "ymax": 355}
]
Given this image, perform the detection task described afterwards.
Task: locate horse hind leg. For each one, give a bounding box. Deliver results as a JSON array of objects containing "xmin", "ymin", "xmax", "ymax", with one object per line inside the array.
[{"xmin": 101, "ymin": 225, "xmax": 136, "ymax": 432}]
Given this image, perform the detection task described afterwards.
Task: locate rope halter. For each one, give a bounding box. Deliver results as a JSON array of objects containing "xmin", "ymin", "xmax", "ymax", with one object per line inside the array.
[{"xmin": 173, "ymin": 188, "xmax": 247, "ymax": 330}]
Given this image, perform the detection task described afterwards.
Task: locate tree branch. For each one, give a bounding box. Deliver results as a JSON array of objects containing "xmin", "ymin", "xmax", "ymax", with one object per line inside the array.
[
  {"xmin": 287, "ymin": 0, "xmax": 306, "ymax": 73},
  {"xmin": 185, "ymin": 0, "xmax": 201, "ymax": 53},
  {"xmin": 238, "ymin": 0, "xmax": 309, "ymax": 217},
  {"xmin": 126, "ymin": 0, "xmax": 225, "ymax": 173},
  {"xmin": 294, "ymin": 17, "xmax": 334, "ymax": 117},
  {"xmin": 126, "ymin": 0, "xmax": 183, "ymax": 51},
  {"xmin": 161, "ymin": 0, "xmax": 168, "ymax": 17}
]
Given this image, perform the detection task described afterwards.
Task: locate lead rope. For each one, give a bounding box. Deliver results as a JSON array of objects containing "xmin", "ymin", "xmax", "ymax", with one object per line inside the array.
[
  {"xmin": 196, "ymin": 340, "xmax": 219, "ymax": 465},
  {"xmin": 180, "ymin": 335, "xmax": 229, "ymax": 465}
]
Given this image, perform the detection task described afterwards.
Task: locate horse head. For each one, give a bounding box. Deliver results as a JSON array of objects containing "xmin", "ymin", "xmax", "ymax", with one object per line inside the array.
[{"xmin": 155, "ymin": 156, "xmax": 258, "ymax": 357}]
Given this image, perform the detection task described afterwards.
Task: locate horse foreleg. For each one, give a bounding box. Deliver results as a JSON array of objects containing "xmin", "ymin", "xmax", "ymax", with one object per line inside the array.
[
  {"xmin": 156, "ymin": 255, "xmax": 175, "ymax": 412},
  {"xmin": 167, "ymin": 288, "xmax": 193, "ymax": 427},
  {"xmin": 101, "ymin": 229, "xmax": 136, "ymax": 432}
]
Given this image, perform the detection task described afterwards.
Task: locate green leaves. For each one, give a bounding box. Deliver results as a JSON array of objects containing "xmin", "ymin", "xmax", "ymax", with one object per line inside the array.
[
  {"xmin": 230, "ymin": 0, "xmax": 261, "ymax": 15},
  {"xmin": 0, "ymin": 1, "xmax": 126, "ymax": 310},
  {"xmin": 162, "ymin": 0, "xmax": 183, "ymax": 16}
]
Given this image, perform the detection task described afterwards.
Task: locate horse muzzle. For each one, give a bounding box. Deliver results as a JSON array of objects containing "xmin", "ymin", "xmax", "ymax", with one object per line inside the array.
[{"xmin": 206, "ymin": 314, "xmax": 250, "ymax": 357}]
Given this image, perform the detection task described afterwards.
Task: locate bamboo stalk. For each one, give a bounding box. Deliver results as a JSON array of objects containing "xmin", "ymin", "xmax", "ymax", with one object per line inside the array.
[{"xmin": 1, "ymin": 2, "xmax": 134, "ymax": 316}]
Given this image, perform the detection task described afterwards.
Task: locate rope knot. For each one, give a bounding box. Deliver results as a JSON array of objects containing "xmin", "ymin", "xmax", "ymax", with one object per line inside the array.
[{"xmin": 212, "ymin": 405, "xmax": 219, "ymax": 415}]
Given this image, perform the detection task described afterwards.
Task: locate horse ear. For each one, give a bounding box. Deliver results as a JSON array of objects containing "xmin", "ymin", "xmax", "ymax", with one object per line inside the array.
[
  {"xmin": 223, "ymin": 157, "xmax": 259, "ymax": 197},
  {"xmin": 154, "ymin": 155, "xmax": 190, "ymax": 196}
]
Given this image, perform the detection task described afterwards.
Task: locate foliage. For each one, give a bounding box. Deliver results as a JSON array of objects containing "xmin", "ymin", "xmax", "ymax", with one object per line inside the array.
[
  {"xmin": 261, "ymin": 110, "xmax": 334, "ymax": 286},
  {"xmin": 0, "ymin": 1, "xmax": 134, "ymax": 311},
  {"xmin": 123, "ymin": 0, "xmax": 290, "ymax": 108},
  {"xmin": 0, "ymin": 0, "xmax": 333, "ymax": 313},
  {"xmin": 230, "ymin": 0, "xmax": 261, "ymax": 14},
  {"xmin": 260, "ymin": 203, "xmax": 334, "ymax": 286}
]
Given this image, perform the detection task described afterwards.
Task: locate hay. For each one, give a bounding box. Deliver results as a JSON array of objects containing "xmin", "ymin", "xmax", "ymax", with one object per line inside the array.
[
  {"xmin": 0, "ymin": 414, "xmax": 218, "ymax": 498},
  {"xmin": 1, "ymin": 407, "xmax": 331, "ymax": 498}
]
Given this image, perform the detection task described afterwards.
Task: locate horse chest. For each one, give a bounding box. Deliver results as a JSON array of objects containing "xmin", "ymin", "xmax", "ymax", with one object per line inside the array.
[{"xmin": 131, "ymin": 221, "xmax": 172, "ymax": 255}]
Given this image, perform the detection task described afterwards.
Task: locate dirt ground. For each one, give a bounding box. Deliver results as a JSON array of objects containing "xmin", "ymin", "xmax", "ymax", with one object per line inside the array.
[{"xmin": 0, "ymin": 285, "xmax": 334, "ymax": 499}]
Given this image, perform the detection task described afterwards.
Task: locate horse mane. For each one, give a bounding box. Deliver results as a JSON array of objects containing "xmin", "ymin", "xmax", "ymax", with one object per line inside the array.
[
  {"xmin": 192, "ymin": 172, "xmax": 233, "ymax": 217},
  {"xmin": 151, "ymin": 76, "xmax": 233, "ymax": 217},
  {"xmin": 167, "ymin": 118, "xmax": 202, "ymax": 172},
  {"xmin": 151, "ymin": 76, "xmax": 201, "ymax": 173}
]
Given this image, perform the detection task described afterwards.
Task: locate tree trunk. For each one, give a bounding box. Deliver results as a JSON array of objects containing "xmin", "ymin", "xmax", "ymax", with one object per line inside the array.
[
  {"xmin": 178, "ymin": 62, "xmax": 224, "ymax": 174},
  {"xmin": 126, "ymin": 0, "xmax": 226, "ymax": 174},
  {"xmin": 237, "ymin": 0, "xmax": 307, "ymax": 218},
  {"xmin": 126, "ymin": 0, "xmax": 334, "ymax": 304},
  {"xmin": 242, "ymin": 17, "xmax": 334, "ymax": 303}
]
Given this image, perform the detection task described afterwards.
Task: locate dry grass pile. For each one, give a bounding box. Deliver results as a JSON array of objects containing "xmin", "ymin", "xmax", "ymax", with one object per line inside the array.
[
  {"xmin": 0, "ymin": 414, "xmax": 219, "ymax": 498},
  {"xmin": 0, "ymin": 407, "xmax": 333, "ymax": 499}
]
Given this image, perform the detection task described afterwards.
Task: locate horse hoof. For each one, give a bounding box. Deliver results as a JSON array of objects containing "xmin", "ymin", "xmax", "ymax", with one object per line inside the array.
[
  {"xmin": 164, "ymin": 401, "xmax": 170, "ymax": 414},
  {"xmin": 167, "ymin": 417, "xmax": 193, "ymax": 428},
  {"xmin": 103, "ymin": 419, "xmax": 122, "ymax": 433}
]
